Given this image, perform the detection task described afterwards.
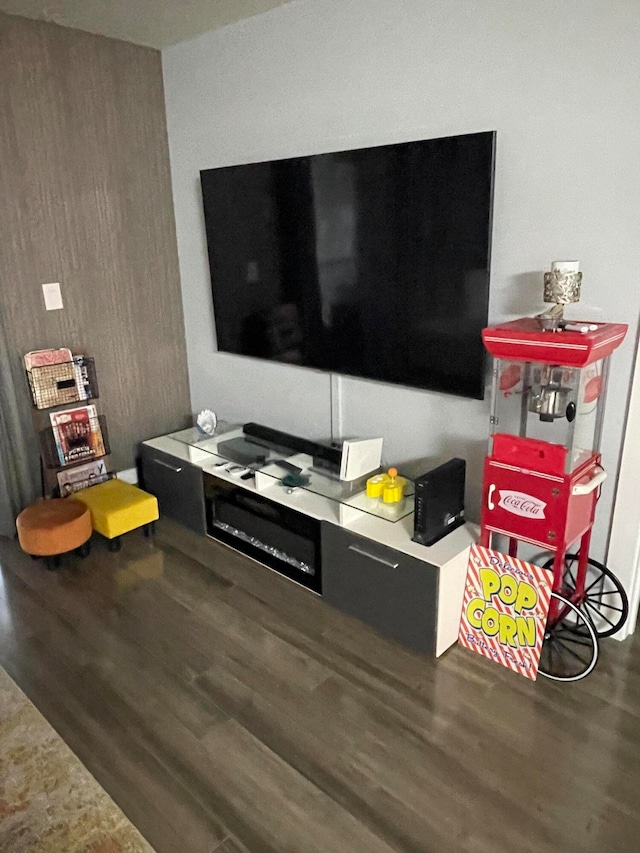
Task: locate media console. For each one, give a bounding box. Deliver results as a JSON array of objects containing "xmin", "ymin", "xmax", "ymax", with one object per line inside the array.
[{"xmin": 139, "ymin": 426, "xmax": 475, "ymax": 656}]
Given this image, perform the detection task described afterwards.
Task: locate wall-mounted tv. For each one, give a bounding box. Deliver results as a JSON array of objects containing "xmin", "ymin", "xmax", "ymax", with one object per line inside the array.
[{"xmin": 200, "ymin": 130, "xmax": 496, "ymax": 399}]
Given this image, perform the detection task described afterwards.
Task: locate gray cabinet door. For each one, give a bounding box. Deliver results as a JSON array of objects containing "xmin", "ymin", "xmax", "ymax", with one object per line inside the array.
[
  {"xmin": 321, "ymin": 523, "xmax": 437, "ymax": 653},
  {"xmin": 139, "ymin": 446, "xmax": 205, "ymax": 535}
]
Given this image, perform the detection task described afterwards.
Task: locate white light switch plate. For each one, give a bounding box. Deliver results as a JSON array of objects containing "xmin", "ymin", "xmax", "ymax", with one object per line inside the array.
[{"xmin": 42, "ymin": 282, "xmax": 63, "ymax": 310}]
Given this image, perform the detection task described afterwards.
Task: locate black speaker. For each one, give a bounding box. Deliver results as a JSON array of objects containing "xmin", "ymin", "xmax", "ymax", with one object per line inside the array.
[{"xmin": 412, "ymin": 458, "xmax": 466, "ymax": 547}]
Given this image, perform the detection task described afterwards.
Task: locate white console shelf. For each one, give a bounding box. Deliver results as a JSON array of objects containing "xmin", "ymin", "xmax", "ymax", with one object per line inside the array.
[{"xmin": 141, "ymin": 431, "xmax": 475, "ymax": 657}]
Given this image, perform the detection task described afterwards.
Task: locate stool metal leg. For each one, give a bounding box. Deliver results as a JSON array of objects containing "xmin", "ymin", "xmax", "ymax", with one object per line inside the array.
[{"xmin": 75, "ymin": 540, "xmax": 91, "ymax": 558}]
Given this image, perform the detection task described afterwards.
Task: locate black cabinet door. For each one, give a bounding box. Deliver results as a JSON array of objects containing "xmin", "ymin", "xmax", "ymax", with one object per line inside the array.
[
  {"xmin": 139, "ymin": 446, "xmax": 205, "ymax": 535},
  {"xmin": 321, "ymin": 523, "xmax": 437, "ymax": 653}
]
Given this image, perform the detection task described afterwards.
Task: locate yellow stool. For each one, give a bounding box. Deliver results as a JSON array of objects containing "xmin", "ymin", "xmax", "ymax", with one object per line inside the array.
[{"xmin": 74, "ymin": 478, "xmax": 159, "ymax": 552}]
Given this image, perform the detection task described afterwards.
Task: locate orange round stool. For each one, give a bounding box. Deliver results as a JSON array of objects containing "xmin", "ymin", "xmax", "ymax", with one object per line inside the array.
[{"xmin": 16, "ymin": 499, "xmax": 92, "ymax": 570}]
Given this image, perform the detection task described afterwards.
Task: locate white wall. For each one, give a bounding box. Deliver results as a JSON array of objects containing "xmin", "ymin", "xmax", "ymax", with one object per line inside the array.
[
  {"xmin": 607, "ymin": 327, "xmax": 640, "ymax": 636},
  {"xmin": 162, "ymin": 0, "xmax": 640, "ymax": 557}
]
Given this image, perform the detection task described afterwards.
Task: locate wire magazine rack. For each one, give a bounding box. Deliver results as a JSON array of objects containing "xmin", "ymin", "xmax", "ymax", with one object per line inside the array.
[{"xmin": 26, "ymin": 356, "xmax": 99, "ymax": 410}]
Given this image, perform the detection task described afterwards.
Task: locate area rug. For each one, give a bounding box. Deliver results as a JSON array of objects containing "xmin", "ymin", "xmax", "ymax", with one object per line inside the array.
[{"xmin": 0, "ymin": 665, "xmax": 154, "ymax": 853}]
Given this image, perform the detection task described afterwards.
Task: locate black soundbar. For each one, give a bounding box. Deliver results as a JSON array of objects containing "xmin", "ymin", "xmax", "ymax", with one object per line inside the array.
[{"xmin": 243, "ymin": 423, "xmax": 342, "ymax": 471}]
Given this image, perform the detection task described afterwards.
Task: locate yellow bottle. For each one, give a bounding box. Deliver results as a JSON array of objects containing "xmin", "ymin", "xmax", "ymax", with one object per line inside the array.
[
  {"xmin": 366, "ymin": 472, "xmax": 390, "ymax": 498},
  {"xmin": 382, "ymin": 467, "xmax": 406, "ymax": 503}
]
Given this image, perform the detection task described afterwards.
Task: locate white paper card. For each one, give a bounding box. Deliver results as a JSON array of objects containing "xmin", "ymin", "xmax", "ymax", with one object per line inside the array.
[{"xmin": 42, "ymin": 282, "xmax": 63, "ymax": 310}]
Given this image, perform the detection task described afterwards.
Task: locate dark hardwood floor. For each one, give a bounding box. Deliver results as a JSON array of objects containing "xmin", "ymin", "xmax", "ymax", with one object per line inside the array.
[{"xmin": 1, "ymin": 520, "xmax": 639, "ymax": 853}]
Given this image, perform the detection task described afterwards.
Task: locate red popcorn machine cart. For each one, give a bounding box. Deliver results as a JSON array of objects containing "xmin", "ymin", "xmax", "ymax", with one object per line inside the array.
[{"xmin": 480, "ymin": 298, "xmax": 628, "ymax": 681}]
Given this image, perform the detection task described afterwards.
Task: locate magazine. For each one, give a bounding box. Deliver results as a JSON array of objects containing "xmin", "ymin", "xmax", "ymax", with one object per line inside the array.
[
  {"xmin": 29, "ymin": 361, "xmax": 77, "ymax": 408},
  {"xmin": 49, "ymin": 405, "xmax": 105, "ymax": 467},
  {"xmin": 72, "ymin": 355, "xmax": 91, "ymax": 401},
  {"xmin": 57, "ymin": 460, "xmax": 109, "ymax": 496},
  {"xmin": 24, "ymin": 347, "xmax": 72, "ymax": 370}
]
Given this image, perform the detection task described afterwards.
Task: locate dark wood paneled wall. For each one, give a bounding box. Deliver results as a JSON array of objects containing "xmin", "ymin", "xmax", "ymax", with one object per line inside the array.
[{"xmin": 0, "ymin": 12, "xmax": 190, "ymax": 472}]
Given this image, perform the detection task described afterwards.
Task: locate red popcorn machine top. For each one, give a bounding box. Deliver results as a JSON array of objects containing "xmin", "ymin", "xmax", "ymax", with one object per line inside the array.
[{"xmin": 479, "ymin": 262, "xmax": 628, "ymax": 681}]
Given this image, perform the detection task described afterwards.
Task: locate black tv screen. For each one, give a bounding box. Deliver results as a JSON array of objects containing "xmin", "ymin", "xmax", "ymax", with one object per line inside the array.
[{"xmin": 201, "ymin": 130, "xmax": 496, "ymax": 399}]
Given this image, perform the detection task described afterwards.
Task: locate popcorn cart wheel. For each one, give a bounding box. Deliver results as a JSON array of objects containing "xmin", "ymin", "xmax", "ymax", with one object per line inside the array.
[
  {"xmin": 538, "ymin": 592, "xmax": 599, "ymax": 682},
  {"xmin": 542, "ymin": 553, "xmax": 629, "ymax": 638},
  {"xmin": 481, "ymin": 317, "xmax": 629, "ymax": 682}
]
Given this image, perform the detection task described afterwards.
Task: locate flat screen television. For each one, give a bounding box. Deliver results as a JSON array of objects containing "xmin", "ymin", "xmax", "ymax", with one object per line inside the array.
[{"xmin": 200, "ymin": 130, "xmax": 496, "ymax": 399}]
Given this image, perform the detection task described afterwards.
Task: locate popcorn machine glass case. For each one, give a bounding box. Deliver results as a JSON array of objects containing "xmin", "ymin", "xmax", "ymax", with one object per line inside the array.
[
  {"xmin": 480, "ymin": 318, "xmax": 628, "ymax": 682},
  {"xmin": 490, "ymin": 357, "xmax": 608, "ymax": 475}
]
